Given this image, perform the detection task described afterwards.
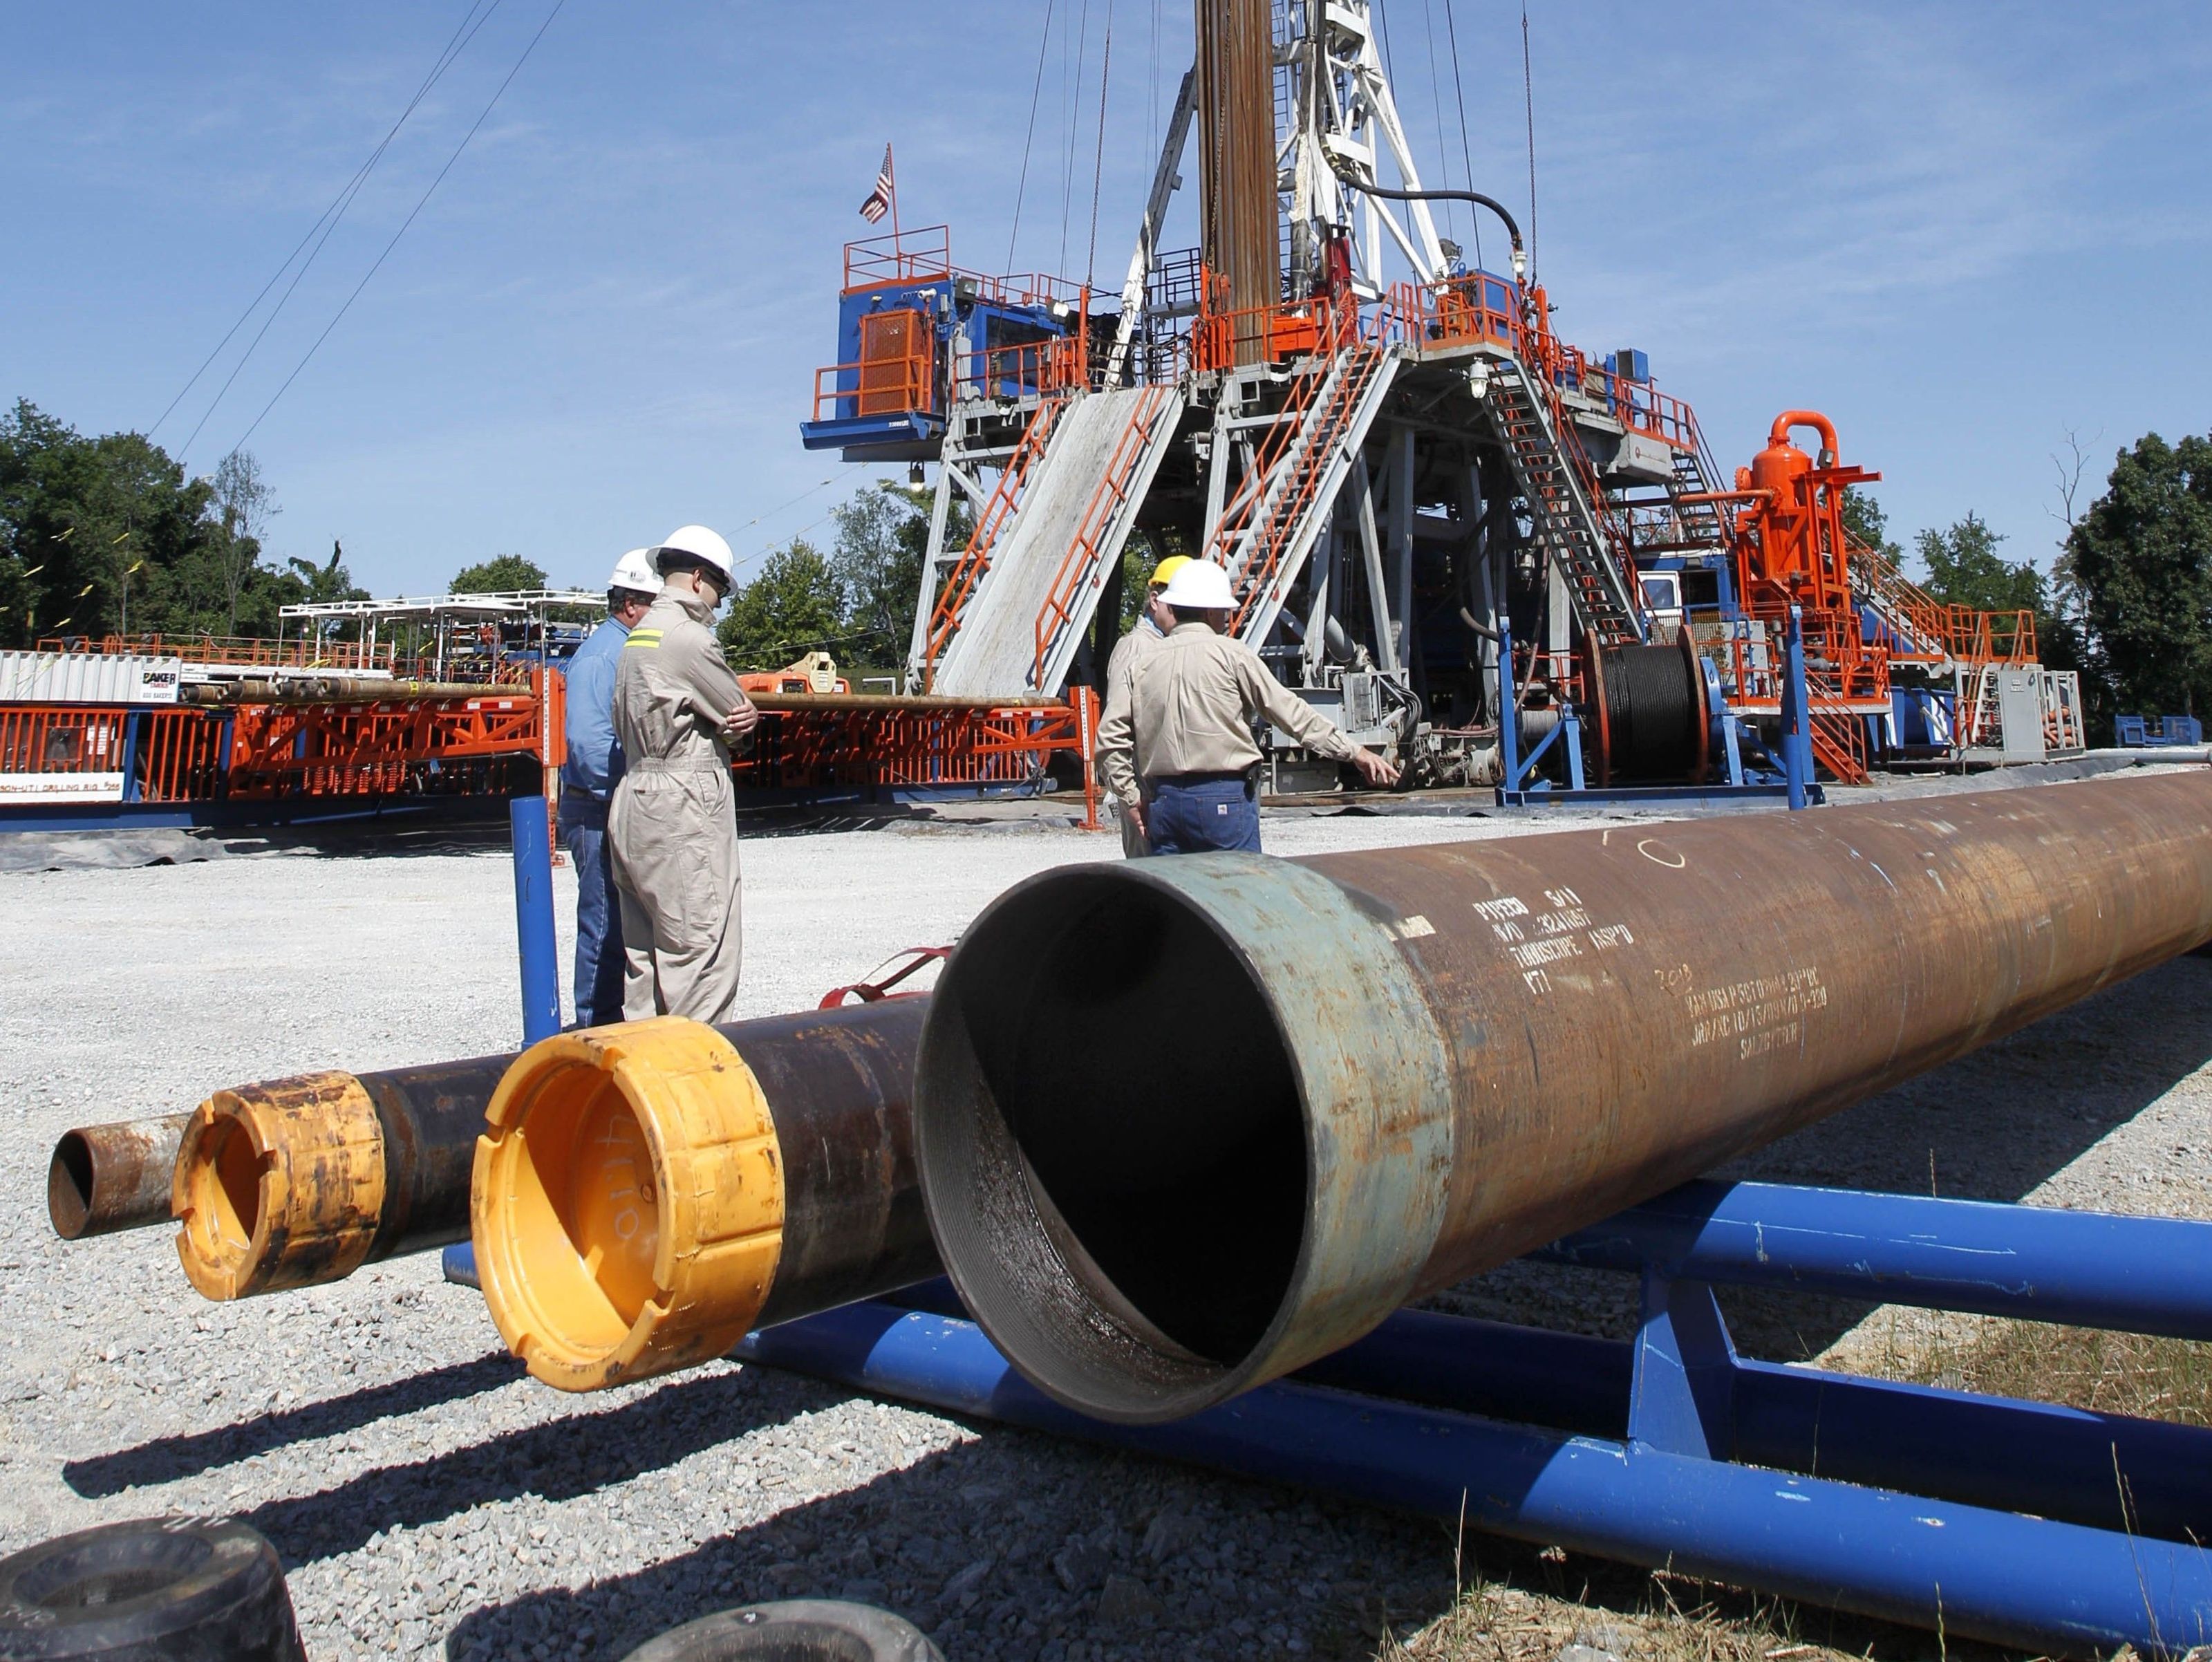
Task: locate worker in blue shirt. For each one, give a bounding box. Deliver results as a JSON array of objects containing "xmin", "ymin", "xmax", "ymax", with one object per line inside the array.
[{"xmin": 561, "ymin": 549, "xmax": 661, "ymax": 1027}]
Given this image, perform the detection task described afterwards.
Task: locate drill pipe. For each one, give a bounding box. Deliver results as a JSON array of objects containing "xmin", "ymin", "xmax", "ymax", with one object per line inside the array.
[
  {"xmin": 913, "ymin": 771, "xmax": 2212, "ymax": 1423},
  {"xmin": 180, "ymin": 678, "xmax": 525, "ymax": 704},
  {"xmin": 48, "ymin": 1114, "xmax": 190, "ymax": 1240},
  {"xmin": 174, "ymin": 1053, "xmax": 515, "ymax": 1300},
  {"xmin": 471, "ymin": 1002, "xmax": 937, "ymax": 1392}
]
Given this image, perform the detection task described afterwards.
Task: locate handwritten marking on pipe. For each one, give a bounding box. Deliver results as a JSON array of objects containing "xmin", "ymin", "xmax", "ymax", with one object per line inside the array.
[{"xmin": 1638, "ymin": 839, "xmax": 1687, "ymax": 869}]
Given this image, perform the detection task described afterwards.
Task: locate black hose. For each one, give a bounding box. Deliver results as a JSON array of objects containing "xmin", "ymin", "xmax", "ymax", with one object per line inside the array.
[{"xmin": 1333, "ymin": 174, "xmax": 1525, "ymax": 269}]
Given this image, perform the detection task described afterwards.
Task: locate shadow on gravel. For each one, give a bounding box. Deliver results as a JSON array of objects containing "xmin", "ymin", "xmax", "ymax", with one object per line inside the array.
[
  {"xmin": 436, "ymin": 1394, "xmax": 2012, "ymax": 1662},
  {"xmin": 438, "ymin": 1428, "xmax": 1460, "ymax": 1662},
  {"xmin": 64, "ymin": 1351, "xmax": 526, "ymax": 1498},
  {"xmin": 234, "ymin": 1363, "xmax": 825, "ymax": 1567},
  {"xmin": 1433, "ymin": 955, "xmax": 2212, "ymax": 1361}
]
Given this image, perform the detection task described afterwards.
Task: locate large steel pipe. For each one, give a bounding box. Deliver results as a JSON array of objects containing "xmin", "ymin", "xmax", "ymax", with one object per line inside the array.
[
  {"xmin": 174, "ymin": 1053, "xmax": 514, "ymax": 1300},
  {"xmin": 471, "ymin": 1003, "xmax": 937, "ymax": 1392},
  {"xmin": 48, "ymin": 1114, "xmax": 191, "ymax": 1240},
  {"xmin": 914, "ymin": 771, "xmax": 2212, "ymax": 1423}
]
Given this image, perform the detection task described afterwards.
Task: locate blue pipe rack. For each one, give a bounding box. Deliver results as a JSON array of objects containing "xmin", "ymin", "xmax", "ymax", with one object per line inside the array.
[
  {"xmin": 731, "ymin": 1178, "xmax": 2212, "ymax": 1652},
  {"xmin": 456, "ymin": 782, "xmax": 2212, "ymax": 1646}
]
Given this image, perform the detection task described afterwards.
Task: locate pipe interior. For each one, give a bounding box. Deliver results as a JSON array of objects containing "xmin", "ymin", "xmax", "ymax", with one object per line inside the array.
[
  {"xmin": 48, "ymin": 1133, "xmax": 95, "ymax": 1238},
  {"xmin": 194, "ymin": 1117, "xmax": 263, "ymax": 1255},
  {"xmin": 926, "ymin": 869, "xmax": 1306, "ymax": 1411},
  {"xmin": 497, "ymin": 1066, "xmax": 661, "ymax": 1351}
]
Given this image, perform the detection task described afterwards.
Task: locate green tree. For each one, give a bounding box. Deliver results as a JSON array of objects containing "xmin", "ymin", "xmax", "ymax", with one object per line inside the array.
[
  {"xmin": 1, "ymin": 399, "xmax": 229, "ymax": 645},
  {"xmin": 208, "ymin": 449, "xmax": 277, "ymax": 633},
  {"xmin": 451, "ymin": 552, "xmax": 548, "ymax": 594},
  {"xmin": 1841, "ymin": 487, "xmax": 1902, "ymax": 564},
  {"xmin": 1913, "ymin": 512, "xmax": 2083, "ymax": 675},
  {"xmin": 719, "ymin": 539, "xmax": 845, "ymax": 670},
  {"xmin": 2066, "ymin": 432, "xmax": 2212, "ymax": 718},
  {"xmin": 0, "ymin": 400, "xmax": 365, "ymax": 648},
  {"xmin": 827, "ymin": 484, "xmax": 926, "ymax": 662},
  {"xmin": 822, "ymin": 481, "xmax": 973, "ymax": 676},
  {"xmin": 1913, "ymin": 514, "xmax": 2043, "ymax": 615}
]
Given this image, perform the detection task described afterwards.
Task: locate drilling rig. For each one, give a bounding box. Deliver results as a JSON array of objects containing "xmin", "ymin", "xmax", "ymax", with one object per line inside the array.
[{"xmin": 799, "ymin": 0, "xmax": 2081, "ymax": 796}]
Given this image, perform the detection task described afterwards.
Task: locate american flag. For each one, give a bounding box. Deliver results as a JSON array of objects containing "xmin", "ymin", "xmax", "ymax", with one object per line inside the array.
[{"xmin": 858, "ymin": 145, "xmax": 894, "ymax": 223}]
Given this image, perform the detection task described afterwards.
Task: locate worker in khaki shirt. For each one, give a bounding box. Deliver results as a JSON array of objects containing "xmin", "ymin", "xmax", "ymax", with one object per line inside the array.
[
  {"xmin": 1096, "ymin": 559, "xmax": 1399, "ymax": 854},
  {"xmin": 609, "ymin": 523, "xmax": 757, "ymax": 1024},
  {"xmin": 1096, "ymin": 552, "xmax": 1190, "ymax": 856}
]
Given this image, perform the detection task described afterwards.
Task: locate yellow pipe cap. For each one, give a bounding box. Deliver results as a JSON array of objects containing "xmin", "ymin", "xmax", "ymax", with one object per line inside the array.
[
  {"xmin": 471, "ymin": 1017, "xmax": 785, "ymax": 1392},
  {"xmin": 173, "ymin": 1072, "xmax": 386, "ymax": 1301}
]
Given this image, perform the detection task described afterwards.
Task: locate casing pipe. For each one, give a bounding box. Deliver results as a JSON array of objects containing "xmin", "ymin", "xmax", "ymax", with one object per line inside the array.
[
  {"xmin": 170, "ymin": 998, "xmax": 940, "ymax": 1358},
  {"xmin": 912, "ymin": 772, "xmax": 2212, "ymax": 1423},
  {"xmin": 173, "ymin": 1053, "xmax": 514, "ymax": 1300},
  {"xmin": 48, "ymin": 1114, "xmax": 191, "ymax": 1240},
  {"xmin": 470, "ymin": 1001, "xmax": 937, "ymax": 1392}
]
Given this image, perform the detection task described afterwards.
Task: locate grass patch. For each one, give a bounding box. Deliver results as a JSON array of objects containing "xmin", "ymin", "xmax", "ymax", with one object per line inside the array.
[{"xmin": 1872, "ymin": 1316, "xmax": 2212, "ymax": 1427}]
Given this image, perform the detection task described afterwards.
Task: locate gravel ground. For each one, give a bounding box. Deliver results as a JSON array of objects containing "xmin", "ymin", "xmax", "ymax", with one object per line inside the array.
[{"xmin": 2, "ymin": 782, "xmax": 2206, "ymax": 1661}]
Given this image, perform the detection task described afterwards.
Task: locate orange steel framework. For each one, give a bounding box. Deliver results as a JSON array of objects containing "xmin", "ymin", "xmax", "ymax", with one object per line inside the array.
[
  {"xmin": 2, "ymin": 661, "xmax": 1099, "ymax": 827},
  {"xmin": 818, "ymin": 219, "xmax": 2052, "ymax": 788}
]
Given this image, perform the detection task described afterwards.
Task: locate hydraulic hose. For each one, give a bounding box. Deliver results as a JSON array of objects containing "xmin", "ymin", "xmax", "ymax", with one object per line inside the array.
[
  {"xmin": 1332, "ymin": 174, "xmax": 1526, "ymax": 276},
  {"xmin": 471, "ymin": 1001, "xmax": 938, "ymax": 1392},
  {"xmin": 48, "ymin": 1114, "xmax": 191, "ymax": 1240},
  {"xmin": 911, "ymin": 771, "xmax": 2212, "ymax": 1424}
]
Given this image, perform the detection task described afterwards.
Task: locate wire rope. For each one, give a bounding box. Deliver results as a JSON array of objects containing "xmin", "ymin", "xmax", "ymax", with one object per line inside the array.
[
  {"xmin": 1443, "ymin": 0, "xmax": 1482, "ymax": 270},
  {"xmin": 1060, "ymin": 0, "xmax": 1090, "ymax": 278},
  {"xmin": 1004, "ymin": 0, "xmax": 1057, "ymax": 274},
  {"xmin": 152, "ymin": 0, "xmax": 500, "ymax": 445},
  {"xmin": 1521, "ymin": 2, "xmax": 1539, "ymax": 276},
  {"xmin": 223, "ymin": 0, "xmax": 567, "ymax": 460},
  {"xmin": 1420, "ymin": 1, "xmax": 1457, "ymax": 247},
  {"xmin": 1085, "ymin": 0, "xmax": 1115, "ymax": 287}
]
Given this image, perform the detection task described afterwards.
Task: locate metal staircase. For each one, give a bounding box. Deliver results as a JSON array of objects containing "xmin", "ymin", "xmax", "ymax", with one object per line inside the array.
[
  {"xmin": 918, "ymin": 398, "xmax": 1067, "ymax": 689},
  {"xmin": 1664, "ymin": 423, "xmax": 1732, "ymax": 557},
  {"xmin": 1025, "ymin": 384, "xmax": 1185, "ymax": 693},
  {"xmin": 1212, "ymin": 338, "xmax": 1400, "ymax": 647},
  {"xmin": 924, "ymin": 385, "xmax": 1185, "ymax": 698},
  {"xmin": 1484, "ymin": 357, "xmax": 1647, "ymax": 647}
]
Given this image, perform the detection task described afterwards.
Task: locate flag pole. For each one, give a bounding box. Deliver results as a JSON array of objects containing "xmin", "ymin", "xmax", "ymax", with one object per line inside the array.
[{"xmin": 887, "ymin": 142, "xmax": 901, "ymax": 242}]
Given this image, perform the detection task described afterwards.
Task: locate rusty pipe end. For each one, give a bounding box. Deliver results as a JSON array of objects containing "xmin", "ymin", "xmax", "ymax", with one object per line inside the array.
[
  {"xmin": 471, "ymin": 1018, "xmax": 785, "ymax": 1394},
  {"xmin": 172, "ymin": 1073, "xmax": 386, "ymax": 1301},
  {"xmin": 48, "ymin": 1114, "xmax": 191, "ymax": 1240},
  {"xmin": 914, "ymin": 855, "xmax": 1454, "ymax": 1425}
]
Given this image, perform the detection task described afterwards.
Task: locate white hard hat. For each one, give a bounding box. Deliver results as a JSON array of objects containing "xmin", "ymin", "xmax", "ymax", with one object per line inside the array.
[
  {"xmin": 607, "ymin": 548, "xmax": 659, "ymax": 595},
  {"xmin": 1159, "ymin": 559, "xmax": 1236, "ymax": 612},
  {"xmin": 653, "ymin": 524, "xmax": 736, "ymax": 588}
]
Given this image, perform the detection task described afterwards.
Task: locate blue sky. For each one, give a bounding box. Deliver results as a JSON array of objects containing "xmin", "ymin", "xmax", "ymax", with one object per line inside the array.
[{"xmin": 4, "ymin": 3, "xmax": 2207, "ymax": 595}]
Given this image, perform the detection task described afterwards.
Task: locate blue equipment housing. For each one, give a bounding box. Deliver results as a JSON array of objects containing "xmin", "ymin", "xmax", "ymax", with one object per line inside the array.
[{"xmin": 798, "ymin": 275, "xmax": 1076, "ymax": 461}]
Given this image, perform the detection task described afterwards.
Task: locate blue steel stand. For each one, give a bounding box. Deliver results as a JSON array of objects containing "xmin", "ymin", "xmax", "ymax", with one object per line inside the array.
[
  {"xmin": 727, "ymin": 1180, "xmax": 2212, "ymax": 1652},
  {"xmin": 1780, "ymin": 604, "xmax": 1813, "ymax": 810},
  {"xmin": 444, "ymin": 797, "xmax": 563, "ymax": 1290},
  {"xmin": 1494, "ymin": 621, "xmax": 1815, "ymax": 808},
  {"xmin": 509, "ymin": 795, "xmax": 562, "ymax": 1047}
]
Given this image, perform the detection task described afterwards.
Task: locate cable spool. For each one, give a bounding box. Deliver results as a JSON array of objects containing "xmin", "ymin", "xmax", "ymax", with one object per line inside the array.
[{"xmin": 1582, "ymin": 629, "xmax": 1709, "ymax": 785}]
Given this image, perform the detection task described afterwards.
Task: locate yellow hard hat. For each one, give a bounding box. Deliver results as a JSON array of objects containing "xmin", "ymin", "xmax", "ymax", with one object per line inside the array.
[{"xmin": 1149, "ymin": 554, "xmax": 1192, "ymax": 590}]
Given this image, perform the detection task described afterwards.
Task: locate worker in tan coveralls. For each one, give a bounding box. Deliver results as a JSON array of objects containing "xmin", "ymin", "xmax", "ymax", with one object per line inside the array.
[
  {"xmin": 1096, "ymin": 559, "xmax": 1399, "ymax": 855},
  {"xmin": 1097, "ymin": 552, "xmax": 1191, "ymax": 857},
  {"xmin": 609, "ymin": 524, "xmax": 756, "ymax": 1023}
]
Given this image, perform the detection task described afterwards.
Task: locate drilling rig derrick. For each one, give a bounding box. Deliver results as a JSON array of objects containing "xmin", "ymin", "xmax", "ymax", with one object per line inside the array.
[{"xmin": 796, "ymin": 0, "xmax": 2082, "ymax": 793}]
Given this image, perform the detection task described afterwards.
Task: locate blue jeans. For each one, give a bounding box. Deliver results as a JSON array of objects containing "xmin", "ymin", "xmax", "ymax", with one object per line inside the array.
[
  {"xmin": 1146, "ymin": 776, "xmax": 1262, "ymax": 855},
  {"xmin": 562, "ymin": 792, "xmax": 626, "ymax": 1027}
]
